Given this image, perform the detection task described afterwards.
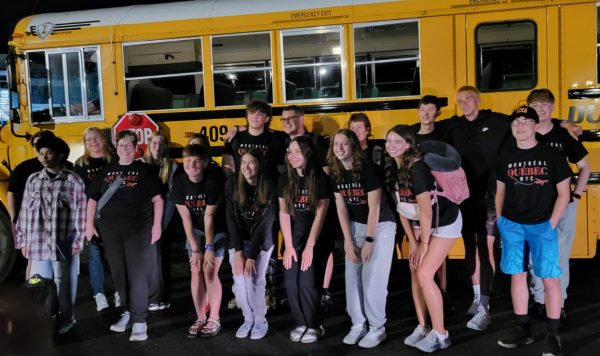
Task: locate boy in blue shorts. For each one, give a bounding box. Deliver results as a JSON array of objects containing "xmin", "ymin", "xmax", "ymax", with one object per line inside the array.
[{"xmin": 495, "ymin": 106, "xmax": 571, "ymax": 356}]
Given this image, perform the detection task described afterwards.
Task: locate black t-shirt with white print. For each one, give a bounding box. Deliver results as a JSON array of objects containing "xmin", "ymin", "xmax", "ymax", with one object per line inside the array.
[
  {"xmin": 331, "ymin": 160, "xmax": 395, "ymax": 224},
  {"xmin": 223, "ymin": 130, "xmax": 286, "ymax": 178},
  {"xmin": 537, "ymin": 121, "xmax": 588, "ymax": 165},
  {"xmin": 73, "ymin": 156, "xmax": 112, "ymax": 188},
  {"xmin": 278, "ymin": 171, "xmax": 331, "ymax": 248},
  {"xmin": 87, "ymin": 160, "xmax": 162, "ymax": 230},
  {"xmin": 170, "ymin": 171, "xmax": 226, "ymax": 233},
  {"xmin": 496, "ymin": 142, "xmax": 572, "ymax": 224},
  {"xmin": 396, "ymin": 160, "xmax": 459, "ymax": 227}
]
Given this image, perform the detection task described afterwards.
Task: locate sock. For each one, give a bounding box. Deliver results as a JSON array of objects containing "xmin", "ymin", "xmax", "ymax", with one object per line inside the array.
[
  {"xmin": 547, "ymin": 318, "xmax": 560, "ymax": 333},
  {"xmin": 479, "ymin": 295, "xmax": 490, "ymax": 311},
  {"xmin": 515, "ymin": 314, "xmax": 530, "ymax": 325},
  {"xmin": 472, "ymin": 285, "xmax": 481, "ymax": 300}
]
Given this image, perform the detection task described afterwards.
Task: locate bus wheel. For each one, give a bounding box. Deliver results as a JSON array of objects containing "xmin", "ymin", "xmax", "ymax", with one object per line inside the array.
[{"xmin": 0, "ymin": 211, "xmax": 16, "ymax": 282}]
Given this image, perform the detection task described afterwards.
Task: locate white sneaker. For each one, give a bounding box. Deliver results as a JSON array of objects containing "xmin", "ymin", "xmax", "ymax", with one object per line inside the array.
[
  {"xmin": 114, "ymin": 292, "xmax": 122, "ymax": 308},
  {"xmin": 404, "ymin": 324, "xmax": 431, "ymax": 348},
  {"xmin": 467, "ymin": 298, "xmax": 480, "ymax": 316},
  {"xmin": 358, "ymin": 326, "xmax": 386, "ymax": 348},
  {"xmin": 467, "ymin": 307, "xmax": 490, "ymax": 331},
  {"xmin": 94, "ymin": 293, "xmax": 109, "ymax": 312},
  {"xmin": 129, "ymin": 322, "xmax": 148, "ymax": 342},
  {"xmin": 415, "ymin": 329, "xmax": 451, "ymax": 352},
  {"xmin": 343, "ymin": 324, "xmax": 367, "ymax": 345},
  {"xmin": 148, "ymin": 303, "xmax": 160, "ymax": 311},
  {"xmin": 110, "ymin": 311, "xmax": 131, "ymax": 332},
  {"xmin": 235, "ymin": 320, "xmax": 254, "ymax": 338},
  {"xmin": 250, "ymin": 320, "xmax": 268, "ymax": 340}
]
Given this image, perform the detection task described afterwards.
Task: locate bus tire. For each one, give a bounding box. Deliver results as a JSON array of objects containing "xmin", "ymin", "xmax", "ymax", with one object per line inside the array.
[{"xmin": 0, "ymin": 210, "xmax": 16, "ymax": 282}]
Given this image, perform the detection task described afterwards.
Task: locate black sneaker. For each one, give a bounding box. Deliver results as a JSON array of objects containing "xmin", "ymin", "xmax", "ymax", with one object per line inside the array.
[
  {"xmin": 497, "ymin": 323, "xmax": 534, "ymax": 349},
  {"xmin": 542, "ymin": 332, "xmax": 562, "ymax": 356},
  {"xmin": 531, "ymin": 302, "xmax": 547, "ymax": 321},
  {"xmin": 558, "ymin": 308, "xmax": 568, "ymax": 331},
  {"xmin": 442, "ymin": 290, "xmax": 455, "ymax": 313}
]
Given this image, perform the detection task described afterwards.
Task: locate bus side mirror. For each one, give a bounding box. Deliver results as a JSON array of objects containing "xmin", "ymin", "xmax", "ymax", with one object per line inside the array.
[{"xmin": 11, "ymin": 108, "xmax": 20, "ymax": 124}]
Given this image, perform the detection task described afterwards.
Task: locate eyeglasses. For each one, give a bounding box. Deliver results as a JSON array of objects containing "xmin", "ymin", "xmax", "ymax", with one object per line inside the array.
[
  {"xmin": 511, "ymin": 118, "xmax": 536, "ymax": 126},
  {"xmin": 280, "ymin": 115, "xmax": 301, "ymax": 123}
]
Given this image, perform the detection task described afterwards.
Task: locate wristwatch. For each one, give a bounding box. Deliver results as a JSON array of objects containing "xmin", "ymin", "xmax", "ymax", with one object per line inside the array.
[
  {"xmin": 365, "ymin": 236, "xmax": 375, "ymax": 243},
  {"xmin": 205, "ymin": 244, "xmax": 214, "ymax": 251},
  {"xmin": 572, "ymin": 192, "xmax": 581, "ymax": 200}
]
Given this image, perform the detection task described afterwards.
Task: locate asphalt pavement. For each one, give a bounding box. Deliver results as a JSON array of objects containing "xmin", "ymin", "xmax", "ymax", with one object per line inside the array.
[{"xmin": 4, "ymin": 241, "xmax": 600, "ymax": 356}]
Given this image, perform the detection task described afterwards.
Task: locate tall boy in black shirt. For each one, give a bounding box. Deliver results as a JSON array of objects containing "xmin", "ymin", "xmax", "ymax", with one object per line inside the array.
[
  {"xmin": 495, "ymin": 106, "xmax": 571, "ymax": 355},
  {"xmin": 526, "ymin": 89, "xmax": 591, "ymax": 325}
]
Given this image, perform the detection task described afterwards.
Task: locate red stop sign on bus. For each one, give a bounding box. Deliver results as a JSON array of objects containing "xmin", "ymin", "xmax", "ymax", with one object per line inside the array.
[{"xmin": 112, "ymin": 112, "xmax": 159, "ymax": 158}]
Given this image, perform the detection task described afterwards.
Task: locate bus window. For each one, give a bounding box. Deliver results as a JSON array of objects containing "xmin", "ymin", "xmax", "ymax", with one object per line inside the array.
[
  {"xmin": 124, "ymin": 38, "xmax": 203, "ymax": 111},
  {"xmin": 354, "ymin": 20, "xmax": 420, "ymax": 99},
  {"xmin": 27, "ymin": 47, "xmax": 101, "ymax": 123},
  {"xmin": 281, "ymin": 26, "xmax": 344, "ymax": 102},
  {"xmin": 212, "ymin": 32, "xmax": 272, "ymax": 106},
  {"xmin": 476, "ymin": 21, "xmax": 537, "ymax": 92}
]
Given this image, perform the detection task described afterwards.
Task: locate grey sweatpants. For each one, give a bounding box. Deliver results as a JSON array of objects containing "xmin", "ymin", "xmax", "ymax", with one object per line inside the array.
[
  {"xmin": 345, "ymin": 221, "xmax": 396, "ymax": 329},
  {"xmin": 529, "ymin": 201, "xmax": 578, "ymax": 306},
  {"xmin": 229, "ymin": 244, "xmax": 274, "ymax": 323}
]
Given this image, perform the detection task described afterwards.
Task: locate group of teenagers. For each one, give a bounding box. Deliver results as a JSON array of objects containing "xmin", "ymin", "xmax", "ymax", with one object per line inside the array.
[{"xmin": 8, "ymin": 84, "xmax": 589, "ymax": 356}]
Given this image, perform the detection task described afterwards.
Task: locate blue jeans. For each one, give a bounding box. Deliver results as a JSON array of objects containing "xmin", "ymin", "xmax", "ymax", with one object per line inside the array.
[{"xmin": 88, "ymin": 243, "xmax": 105, "ymax": 295}]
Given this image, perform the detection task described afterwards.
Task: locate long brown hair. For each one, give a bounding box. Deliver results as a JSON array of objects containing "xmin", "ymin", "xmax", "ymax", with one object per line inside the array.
[
  {"xmin": 144, "ymin": 131, "xmax": 173, "ymax": 184},
  {"xmin": 327, "ymin": 128, "xmax": 365, "ymax": 184},
  {"xmin": 234, "ymin": 148, "xmax": 271, "ymax": 211},
  {"xmin": 383, "ymin": 124, "xmax": 421, "ymax": 194},
  {"xmin": 282, "ymin": 136, "xmax": 319, "ymax": 214},
  {"xmin": 75, "ymin": 127, "xmax": 113, "ymax": 167}
]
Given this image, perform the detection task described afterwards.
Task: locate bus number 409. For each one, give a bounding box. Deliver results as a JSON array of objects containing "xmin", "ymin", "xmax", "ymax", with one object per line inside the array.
[{"xmin": 199, "ymin": 125, "xmax": 229, "ymax": 143}]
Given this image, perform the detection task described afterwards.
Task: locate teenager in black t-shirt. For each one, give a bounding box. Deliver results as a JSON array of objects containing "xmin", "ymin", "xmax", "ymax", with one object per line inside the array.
[
  {"xmin": 328, "ymin": 129, "xmax": 396, "ymax": 348},
  {"xmin": 85, "ymin": 130, "xmax": 163, "ymax": 342},
  {"xmin": 73, "ymin": 127, "xmax": 116, "ymax": 313},
  {"xmin": 222, "ymin": 100, "xmax": 285, "ymax": 178},
  {"xmin": 526, "ymin": 89, "xmax": 591, "ymax": 324},
  {"xmin": 410, "ymin": 95, "xmax": 449, "ymax": 145},
  {"xmin": 384, "ymin": 125, "xmax": 461, "ymax": 352},
  {"xmin": 224, "ymin": 148, "xmax": 276, "ymax": 340},
  {"xmin": 495, "ymin": 106, "xmax": 571, "ymax": 355},
  {"xmin": 279, "ymin": 136, "xmax": 331, "ymax": 343},
  {"xmin": 172, "ymin": 144, "xmax": 227, "ymax": 338},
  {"xmin": 348, "ymin": 113, "xmax": 386, "ymax": 167}
]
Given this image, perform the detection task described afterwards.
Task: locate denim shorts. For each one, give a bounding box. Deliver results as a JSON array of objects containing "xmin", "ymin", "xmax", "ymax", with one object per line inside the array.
[
  {"xmin": 497, "ymin": 216, "xmax": 561, "ymax": 278},
  {"xmin": 185, "ymin": 230, "xmax": 227, "ymax": 258}
]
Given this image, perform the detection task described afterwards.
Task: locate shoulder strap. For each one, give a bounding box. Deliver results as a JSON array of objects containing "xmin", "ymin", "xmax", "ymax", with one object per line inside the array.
[{"xmin": 96, "ymin": 175, "xmax": 124, "ymax": 214}]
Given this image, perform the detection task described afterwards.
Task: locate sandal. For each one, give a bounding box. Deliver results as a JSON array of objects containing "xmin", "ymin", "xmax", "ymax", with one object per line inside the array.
[
  {"xmin": 187, "ymin": 319, "xmax": 206, "ymax": 338},
  {"xmin": 200, "ymin": 318, "xmax": 221, "ymax": 337}
]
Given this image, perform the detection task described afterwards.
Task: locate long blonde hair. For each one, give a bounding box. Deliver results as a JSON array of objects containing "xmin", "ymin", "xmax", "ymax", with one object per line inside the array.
[
  {"xmin": 143, "ymin": 131, "xmax": 173, "ymax": 184},
  {"xmin": 75, "ymin": 127, "xmax": 113, "ymax": 167}
]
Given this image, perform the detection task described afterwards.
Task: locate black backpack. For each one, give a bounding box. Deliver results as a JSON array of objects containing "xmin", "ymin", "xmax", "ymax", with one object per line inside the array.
[{"xmin": 24, "ymin": 274, "xmax": 59, "ymax": 329}]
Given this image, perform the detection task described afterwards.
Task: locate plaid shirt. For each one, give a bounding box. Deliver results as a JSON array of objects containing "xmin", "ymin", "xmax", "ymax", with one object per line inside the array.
[{"xmin": 15, "ymin": 169, "xmax": 87, "ymax": 261}]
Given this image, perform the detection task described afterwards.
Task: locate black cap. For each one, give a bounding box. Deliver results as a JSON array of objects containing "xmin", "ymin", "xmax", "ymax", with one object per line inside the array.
[{"xmin": 510, "ymin": 105, "xmax": 539, "ymax": 123}]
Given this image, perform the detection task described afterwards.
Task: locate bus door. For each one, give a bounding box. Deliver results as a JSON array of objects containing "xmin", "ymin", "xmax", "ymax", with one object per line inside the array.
[{"xmin": 463, "ymin": 8, "xmax": 551, "ymax": 114}]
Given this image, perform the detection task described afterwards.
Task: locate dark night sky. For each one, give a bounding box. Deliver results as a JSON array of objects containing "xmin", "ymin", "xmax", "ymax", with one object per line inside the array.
[{"xmin": 1, "ymin": 0, "xmax": 182, "ymax": 53}]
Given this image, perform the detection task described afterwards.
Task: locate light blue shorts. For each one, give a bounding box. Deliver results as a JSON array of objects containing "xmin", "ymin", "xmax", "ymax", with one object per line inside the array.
[
  {"xmin": 497, "ymin": 216, "xmax": 561, "ymax": 278},
  {"xmin": 186, "ymin": 230, "xmax": 227, "ymax": 258}
]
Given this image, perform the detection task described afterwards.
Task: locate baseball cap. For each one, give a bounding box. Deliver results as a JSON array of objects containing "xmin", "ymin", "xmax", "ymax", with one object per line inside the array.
[{"xmin": 510, "ymin": 105, "xmax": 539, "ymax": 123}]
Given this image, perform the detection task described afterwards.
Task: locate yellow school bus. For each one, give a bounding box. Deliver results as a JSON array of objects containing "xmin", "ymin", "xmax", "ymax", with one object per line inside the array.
[{"xmin": 1, "ymin": 0, "xmax": 599, "ymax": 279}]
